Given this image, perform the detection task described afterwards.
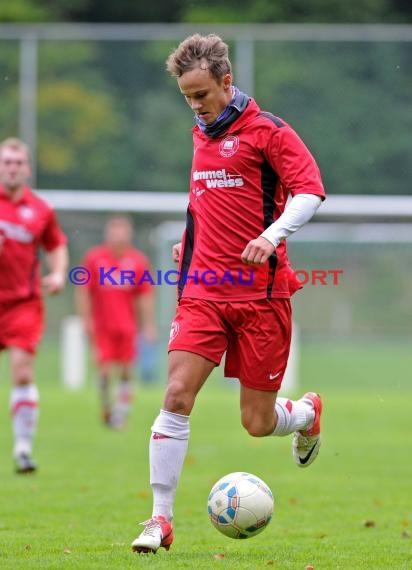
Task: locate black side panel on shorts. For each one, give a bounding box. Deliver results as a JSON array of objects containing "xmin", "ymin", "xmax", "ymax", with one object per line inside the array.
[
  {"xmin": 178, "ymin": 207, "xmax": 194, "ymax": 298},
  {"xmin": 260, "ymin": 159, "xmax": 279, "ymax": 299}
]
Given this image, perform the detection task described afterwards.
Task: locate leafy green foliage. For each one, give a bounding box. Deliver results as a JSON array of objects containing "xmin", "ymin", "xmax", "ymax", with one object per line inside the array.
[
  {"xmin": 0, "ymin": 0, "xmax": 49, "ymax": 22},
  {"xmin": 0, "ymin": 42, "xmax": 19, "ymax": 136},
  {"xmin": 1, "ymin": 3, "xmax": 411, "ymax": 193},
  {"xmin": 183, "ymin": 0, "xmax": 412, "ymax": 23},
  {"xmin": 35, "ymin": 42, "xmax": 125, "ymax": 189},
  {"xmin": 3, "ymin": 0, "xmax": 185, "ymax": 23},
  {"xmin": 255, "ymin": 41, "xmax": 412, "ymax": 194},
  {"xmin": 2, "ymin": 0, "xmax": 412, "ymax": 24}
]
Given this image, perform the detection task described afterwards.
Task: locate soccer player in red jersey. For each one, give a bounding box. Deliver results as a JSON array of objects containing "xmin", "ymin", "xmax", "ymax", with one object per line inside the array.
[
  {"xmin": 132, "ymin": 34, "xmax": 325, "ymax": 553},
  {"xmin": 77, "ymin": 216, "xmax": 157, "ymax": 430},
  {"xmin": 0, "ymin": 137, "xmax": 68, "ymax": 474}
]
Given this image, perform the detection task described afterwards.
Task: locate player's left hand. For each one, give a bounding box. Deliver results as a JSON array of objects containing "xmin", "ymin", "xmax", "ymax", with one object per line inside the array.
[
  {"xmin": 42, "ymin": 272, "xmax": 65, "ymax": 295},
  {"xmin": 172, "ymin": 242, "xmax": 182, "ymax": 263},
  {"xmin": 241, "ymin": 236, "xmax": 276, "ymax": 266}
]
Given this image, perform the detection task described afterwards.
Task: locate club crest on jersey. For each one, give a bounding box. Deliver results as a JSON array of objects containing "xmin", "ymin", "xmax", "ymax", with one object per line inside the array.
[
  {"xmin": 18, "ymin": 205, "xmax": 34, "ymax": 220},
  {"xmin": 219, "ymin": 135, "xmax": 239, "ymax": 157}
]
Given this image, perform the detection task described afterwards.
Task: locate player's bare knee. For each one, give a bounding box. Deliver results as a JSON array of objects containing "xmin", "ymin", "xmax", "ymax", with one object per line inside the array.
[
  {"xmin": 14, "ymin": 377, "xmax": 34, "ymax": 386},
  {"xmin": 246, "ymin": 424, "xmax": 273, "ymax": 437},
  {"xmin": 242, "ymin": 416, "xmax": 274, "ymax": 438},
  {"xmin": 13, "ymin": 368, "xmax": 34, "ymax": 385},
  {"xmin": 164, "ymin": 381, "xmax": 195, "ymax": 415}
]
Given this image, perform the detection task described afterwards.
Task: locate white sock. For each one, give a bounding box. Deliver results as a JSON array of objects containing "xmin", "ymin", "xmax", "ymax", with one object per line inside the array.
[
  {"xmin": 10, "ymin": 384, "xmax": 39, "ymax": 457},
  {"xmin": 111, "ymin": 380, "xmax": 133, "ymax": 427},
  {"xmin": 272, "ymin": 396, "xmax": 315, "ymax": 437},
  {"xmin": 150, "ymin": 409, "xmax": 190, "ymax": 520}
]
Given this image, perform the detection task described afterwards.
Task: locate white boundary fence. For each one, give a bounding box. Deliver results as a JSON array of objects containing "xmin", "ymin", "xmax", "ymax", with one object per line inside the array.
[
  {"xmin": 55, "ymin": 192, "xmax": 412, "ymax": 390},
  {"xmin": 60, "ymin": 315, "xmax": 87, "ymax": 390},
  {"xmin": 38, "ymin": 190, "xmax": 412, "ymax": 227}
]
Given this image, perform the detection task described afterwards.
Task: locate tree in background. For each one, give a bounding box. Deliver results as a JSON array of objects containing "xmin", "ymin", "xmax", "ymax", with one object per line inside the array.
[
  {"xmin": 0, "ymin": 0, "xmax": 185, "ymax": 23},
  {"xmin": 1, "ymin": 0, "xmax": 412, "ymax": 23},
  {"xmin": 0, "ymin": 0, "xmax": 49, "ymax": 22},
  {"xmin": 0, "ymin": 0, "xmax": 411, "ymax": 193},
  {"xmin": 181, "ymin": 0, "xmax": 412, "ymax": 24}
]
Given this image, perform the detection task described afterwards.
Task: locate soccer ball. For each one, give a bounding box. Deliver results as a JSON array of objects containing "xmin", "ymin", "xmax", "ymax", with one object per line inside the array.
[{"xmin": 207, "ymin": 472, "xmax": 274, "ymax": 539}]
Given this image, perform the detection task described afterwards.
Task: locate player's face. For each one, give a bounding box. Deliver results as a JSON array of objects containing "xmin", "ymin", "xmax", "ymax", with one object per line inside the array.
[
  {"xmin": 105, "ymin": 219, "xmax": 133, "ymax": 247},
  {"xmin": 178, "ymin": 66, "xmax": 233, "ymax": 125},
  {"xmin": 0, "ymin": 147, "xmax": 31, "ymax": 192}
]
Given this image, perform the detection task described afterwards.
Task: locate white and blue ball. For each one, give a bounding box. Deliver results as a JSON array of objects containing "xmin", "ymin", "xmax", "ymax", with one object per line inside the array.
[{"xmin": 207, "ymin": 472, "xmax": 274, "ymax": 539}]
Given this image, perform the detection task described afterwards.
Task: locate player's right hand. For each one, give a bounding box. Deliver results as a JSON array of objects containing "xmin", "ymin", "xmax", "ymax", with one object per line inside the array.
[
  {"xmin": 241, "ymin": 236, "xmax": 276, "ymax": 266},
  {"xmin": 172, "ymin": 242, "xmax": 182, "ymax": 263},
  {"xmin": 42, "ymin": 272, "xmax": 65, "ymax": 295}
]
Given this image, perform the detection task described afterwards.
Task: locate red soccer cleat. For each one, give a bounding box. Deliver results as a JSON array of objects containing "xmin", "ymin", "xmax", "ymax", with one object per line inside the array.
[
  {"xmin": 131, "ymin": 515, "xmax": 174, "ymax": 554},
  {"xmin": 292, "ymin": 392, "xmax": 322, "ymax": 468}
]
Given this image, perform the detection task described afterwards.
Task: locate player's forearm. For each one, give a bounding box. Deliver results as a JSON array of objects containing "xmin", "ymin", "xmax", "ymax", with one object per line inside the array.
[
  {"xmin": 46, "ymin": 244, "xmax": 69, "ymax": 279},
  {"xmin": 75, "ymin": 287, "xmax": 94, "ymax": 335},
  {"xmin": 260, "ymin": 193, "xmax": 322, "ymax": 247},
  {"xmin": 43, "ymin": 244, "xmax": 68, "ymax": 294},
  {"xmin": 137, "ymin": 294, "xmax": 157, "ymax": 342},
  {"xmin": 75, "ymin": 287, "xmax": 91, "ymax": 318}
]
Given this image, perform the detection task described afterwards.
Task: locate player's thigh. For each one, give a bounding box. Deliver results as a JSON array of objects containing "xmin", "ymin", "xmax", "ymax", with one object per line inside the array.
[
  {"xmin": 163, "ymin": 350, "xmax": 217, "ymax": 415},
  {"xmin": 165, "ymin": 298, "xmax": 229, "ymax": 414},
  {"xmin": 168, "ymin": 298, "xmax": 229, "ymax": 367},
  {"xmin": 225, "ymin": 298, "xmax": 292, "ymax": 391},
  {"xmin": 0, "ymin": 298, "xmax": 44, "ymax": 354},
  {"xmin": 240, "ymin": 385, "xmax": 277, "ymax": 437},
  {"xmin": 9, "ymin": 347, "xmax": 35, "ymax": 385}
]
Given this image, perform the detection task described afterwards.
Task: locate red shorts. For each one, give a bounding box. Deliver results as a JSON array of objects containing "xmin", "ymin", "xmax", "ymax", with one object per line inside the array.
[
  {"xmin": 0, "ymin": 297, "xmax": 44, "ymax": 354},
  {"xmin": 168, "ymin": 297, "xmax": 292, "ymax": 391},
  {"xmin": 93, "ymin": 329, "xmax": 136, "ymax": 364}
]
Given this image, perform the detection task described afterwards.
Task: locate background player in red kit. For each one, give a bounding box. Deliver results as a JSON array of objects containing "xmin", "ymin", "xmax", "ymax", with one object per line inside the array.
[
  {"xmin": 77, "ymin": 216, "xmax": 157, "ymax": 430},
  {"xmin": 0, "ymin": 137, "xmax": 68, "ymax": 474},
  {"xmin": 132, "ymin": 34, "xmax": 326, "ymax": 553}
]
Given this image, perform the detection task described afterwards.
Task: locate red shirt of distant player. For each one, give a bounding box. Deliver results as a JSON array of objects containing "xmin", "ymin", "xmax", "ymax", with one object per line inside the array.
[
  {"xmin": 81, "ymin": 245, "xmax": 152, "ymax": 335},
  {"xmin": 0, "ymin": 185, "xmax": 67, "ymax": 303},
  {"xmin": 178, "ymin": 98, "xmax": 325, "ymax": 301}
]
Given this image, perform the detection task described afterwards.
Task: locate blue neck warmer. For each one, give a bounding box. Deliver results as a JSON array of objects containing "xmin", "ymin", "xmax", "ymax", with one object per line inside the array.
[{"xmin": 195, "ymin": 86, "xmax": 250, "ymax": 138}]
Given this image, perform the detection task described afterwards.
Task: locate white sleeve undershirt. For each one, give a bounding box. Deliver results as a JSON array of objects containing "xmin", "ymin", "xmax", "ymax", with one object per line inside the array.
[{"xmin": 260, "ymin": 193, "xmax": 322, "ymax": 248}]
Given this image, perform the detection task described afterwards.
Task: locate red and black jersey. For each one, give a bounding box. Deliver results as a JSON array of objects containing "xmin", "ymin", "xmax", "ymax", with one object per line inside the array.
[
  {"xmin": 178, "ymin": 98, "xmax": 325, "ymax": 301},
  {"xmin": 81, "ymin": 245, "xmax": 153, "ymax": 334}
]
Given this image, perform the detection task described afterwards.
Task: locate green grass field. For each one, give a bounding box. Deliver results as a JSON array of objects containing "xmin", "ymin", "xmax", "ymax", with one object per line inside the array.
[{"xmin": 0, "ymin": 342, "xmax": 411, "ymax": 569}]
